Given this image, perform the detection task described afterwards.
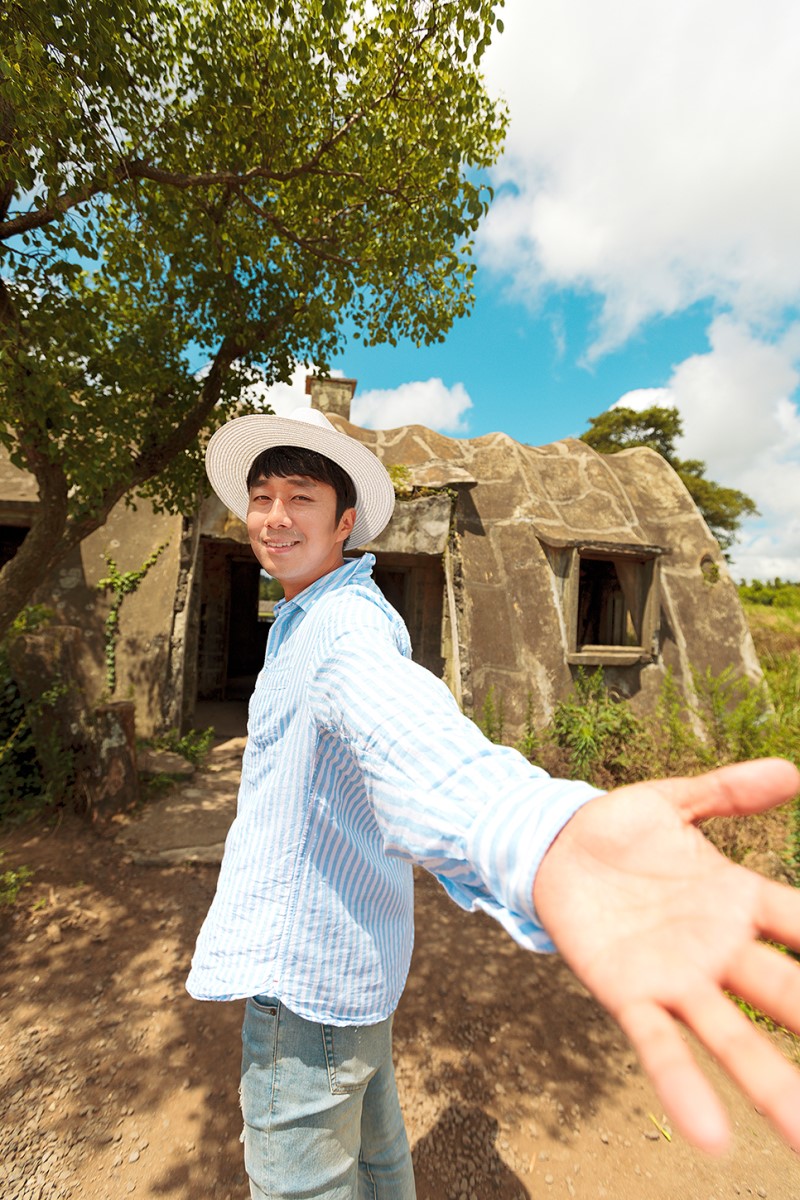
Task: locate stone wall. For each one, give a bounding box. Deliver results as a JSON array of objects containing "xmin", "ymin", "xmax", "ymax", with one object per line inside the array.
[
  {"xmin": 1, "ymin": 416, "xmax": 761, "ymax": 746},
  {"xmin": 334, "ymin": 417, "xmax": 760, "ymax": 739},
  {"xmin": 35, "ymin": 501, "xmax": 184, "ymax": 738}
]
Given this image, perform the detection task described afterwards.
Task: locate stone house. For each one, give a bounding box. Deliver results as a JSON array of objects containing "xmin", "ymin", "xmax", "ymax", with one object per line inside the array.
[{"xmin": 0, "ymin": 377, "xmax": 761, "ymax": 742}]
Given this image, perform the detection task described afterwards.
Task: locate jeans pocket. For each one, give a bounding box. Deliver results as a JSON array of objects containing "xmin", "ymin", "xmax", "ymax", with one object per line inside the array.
[
  {"xmin": 322, "ymin": 1020, "xmax": 387, "ymax": 1096},
  {"xmin": 241, "ymin": 997, "xmax": 281, "ymax": 1134},
  {"xmin": 251, "ymin": 994, "xmax": 279, "ymax": 1015}
]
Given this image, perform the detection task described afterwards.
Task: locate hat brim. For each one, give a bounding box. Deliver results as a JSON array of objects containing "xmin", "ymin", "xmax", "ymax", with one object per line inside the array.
[{"xmin": 205, "ymin": 413, "xmax": 395, "ymax": 548}]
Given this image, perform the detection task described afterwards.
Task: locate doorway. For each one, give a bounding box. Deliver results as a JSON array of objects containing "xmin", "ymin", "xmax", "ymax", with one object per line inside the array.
[{"xmin": 372, "ymin": 553, "xmax": 445, "ymax": 677}]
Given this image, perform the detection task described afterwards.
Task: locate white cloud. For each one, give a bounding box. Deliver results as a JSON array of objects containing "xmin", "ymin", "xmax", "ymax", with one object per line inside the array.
[
  {"xmin": 481, "ymin": 0, "xmax": 800, "ymax": 353},
  {"xmin": 235, "ymin": 366, "xmax": 473, "ymax": 435},
  {"xmin": 352, "ymin": 379, "xmax": 473, "ymax": 434},
  {"xmin": 615, "ymin": 318, "xmax": 800, "ymax": 579},
  {"xmin": 729, "ymin": 524, "xmax": 800, "ymax": 584},
  {"xmin": 236, "ymin": 363, "xmax": 337, "ymax": 416},
  {"xmin": 481, "ymin": 1, "xmax": 800, "ymax": 575}
]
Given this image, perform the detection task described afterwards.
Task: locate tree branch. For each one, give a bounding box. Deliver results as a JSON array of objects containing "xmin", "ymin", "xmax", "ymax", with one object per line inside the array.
[
  {"xmin": 0, "ymin": 33, "xmax": 426, "ymax": 242},
  {"xmin": 233, "ymin": 189, "xmax": 359, "ymax": 267}
]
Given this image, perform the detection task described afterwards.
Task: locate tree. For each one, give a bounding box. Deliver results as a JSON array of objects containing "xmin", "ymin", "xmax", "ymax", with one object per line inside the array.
[
  {"xmin": 0, "ymin": 0, "xmax": 507, "ymax": 638},
  {"xmin": 580, "ymin": 405, "xmax": 758, "ymax": 553}
]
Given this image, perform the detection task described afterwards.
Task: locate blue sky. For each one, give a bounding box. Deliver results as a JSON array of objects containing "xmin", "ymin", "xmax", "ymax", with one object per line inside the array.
[
  {"xmin": 331, "ymin": 288, "xmax": 720, "ymax": 448},
  {"xmin": 255, "ymin": 0, "xmax": 800, "ymax": 582}
]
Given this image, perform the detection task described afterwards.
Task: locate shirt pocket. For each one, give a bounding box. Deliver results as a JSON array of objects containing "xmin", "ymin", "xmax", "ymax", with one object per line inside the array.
[
  {"xmin": 258, "ymin": 664, "xmax": 289, "ymax": 691},
  {"xmin": 247, "ymin": 667, "xmax": 292, "ymax": 746}
]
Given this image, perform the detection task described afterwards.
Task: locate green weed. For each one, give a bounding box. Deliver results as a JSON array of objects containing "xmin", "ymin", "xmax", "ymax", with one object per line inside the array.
[
  {"xmin": 147, "ymin": 726, "xmax": 215, "ymax": 767},
  {"xmin": 0, "ymin": 854, "xmax": 33, "ymax": 907},
  {"xmin": 515, "ymin": 691, "xmax": 539, "ymax": 761},
  {"xmin": 690, "ymin": 664, "xmax": 774, "ymax": 766},
  {"xmin": 479, "ymin": 686, "xmax": 505, "ymax": 745},
  {"xmin": 549, "ymin": 668, "xmax": 647, "ymax": 787}
]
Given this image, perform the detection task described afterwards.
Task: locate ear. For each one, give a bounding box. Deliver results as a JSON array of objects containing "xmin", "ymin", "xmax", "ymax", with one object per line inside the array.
[{"xmin": 337, "ymin": 506, "xmax": 357, "ymax": 541}]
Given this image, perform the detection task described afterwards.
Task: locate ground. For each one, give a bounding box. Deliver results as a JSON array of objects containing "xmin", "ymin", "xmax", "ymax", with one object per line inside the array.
[{"xmin": 2, "ymin": 754, "xmax": 800, "ymax": 1200}]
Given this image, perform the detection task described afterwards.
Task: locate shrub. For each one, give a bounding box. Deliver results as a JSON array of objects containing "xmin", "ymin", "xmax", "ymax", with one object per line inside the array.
[
  {"xmin": 759, "ymin": 649, "xmax": 800, "ymax": 765},
  {"xmin": 739, "ymin": 578, "xmax": 800, "ymax": 611},
  {"xmin": 147, "ymin": 726, "xmax": 215, "ymax": 767},
  {"xmin": 646, "ymin": 668, "xmax": 703, "ymax": 777},
  {"xmin": 515, "ymin": 692, "xmax": 539, "ymax": 761},
  {"xmin": 690, "ymin": 665, "xmax": 775, "ymax": 766},
  {"xmin": 0, "ymin": 606, "xmax": 57, "ymax": 825},
  {"xmin": 548, "ymin": 668, "xmax": 648, "ymax": 788}
]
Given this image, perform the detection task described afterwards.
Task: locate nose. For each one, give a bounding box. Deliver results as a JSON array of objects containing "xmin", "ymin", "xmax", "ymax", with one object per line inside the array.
[{"xmin": 265, "ymin": 498, "xmax": 291, "ymax": 527}]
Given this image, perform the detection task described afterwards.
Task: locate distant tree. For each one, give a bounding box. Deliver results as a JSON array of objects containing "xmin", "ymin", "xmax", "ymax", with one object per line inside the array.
[
  {"xmin": 580, "ymin": 405, "xmax": 758, "ymax": 553},
  {"xmin": 739, "ymin": 578, "xmax": 800, "ymax": 608},
  {"xmin": 0, "ymin": 0, "xmax": 507, "ymax": 638}
]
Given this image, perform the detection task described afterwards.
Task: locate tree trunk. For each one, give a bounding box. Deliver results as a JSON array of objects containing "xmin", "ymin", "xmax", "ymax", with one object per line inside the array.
[
  {"xmin": 0, "ymin": 337, "xmax": 247, "ymax": 641},
  {"xmin": 0, "ymin": 484, "xmax": 69, "ymax": 641}
]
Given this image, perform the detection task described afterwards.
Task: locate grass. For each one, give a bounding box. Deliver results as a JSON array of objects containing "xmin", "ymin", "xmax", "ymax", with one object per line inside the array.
[{"xmin": 511, "ymin": 591, "xmax": 800, "ymax": 883}]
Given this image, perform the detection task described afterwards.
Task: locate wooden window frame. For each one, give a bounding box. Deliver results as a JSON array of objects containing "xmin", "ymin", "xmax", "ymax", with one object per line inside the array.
[{"xmin": 543, "ymin": 541, "xmax": 664, "ymax": 666}]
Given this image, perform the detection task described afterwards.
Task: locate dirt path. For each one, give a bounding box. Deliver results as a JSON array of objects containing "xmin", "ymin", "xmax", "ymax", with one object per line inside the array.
[{"xmin": 2, "ymin": 756, "xmax": 800, "ymax": 1200}]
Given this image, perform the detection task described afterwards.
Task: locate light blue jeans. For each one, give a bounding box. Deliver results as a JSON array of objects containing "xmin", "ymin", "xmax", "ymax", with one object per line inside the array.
[{"xmin": 240, "ymin": 995, "xmax": 416, "ymax": 1200}]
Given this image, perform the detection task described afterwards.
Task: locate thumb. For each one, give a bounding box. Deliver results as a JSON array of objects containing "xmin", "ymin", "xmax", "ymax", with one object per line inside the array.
[{"xmin": 666, "ymin": 758, "xmax": 800, "ymax": 824}]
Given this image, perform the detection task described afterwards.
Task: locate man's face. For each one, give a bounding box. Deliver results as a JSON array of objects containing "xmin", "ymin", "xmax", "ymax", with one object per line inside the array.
[{"xmin": 246, "ymin": 473, "xmax": 356, "ymax": 600}]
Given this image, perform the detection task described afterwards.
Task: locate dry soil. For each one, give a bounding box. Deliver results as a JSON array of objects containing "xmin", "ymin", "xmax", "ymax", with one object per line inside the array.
[{"xmin": 2, "ymin": 774, "xmax": 800, "ymax": 1200}]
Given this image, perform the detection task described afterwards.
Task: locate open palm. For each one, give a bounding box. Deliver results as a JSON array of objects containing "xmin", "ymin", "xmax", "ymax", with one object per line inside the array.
[{"xmin": 533, "ymin": 758, "xmax": 800, "ymax": 1154}]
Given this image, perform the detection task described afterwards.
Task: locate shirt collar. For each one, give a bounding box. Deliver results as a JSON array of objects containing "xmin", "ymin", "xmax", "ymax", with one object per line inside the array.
[{"xmin": 273, "ymin": 553, "xmax": 375, "ymax": 617}]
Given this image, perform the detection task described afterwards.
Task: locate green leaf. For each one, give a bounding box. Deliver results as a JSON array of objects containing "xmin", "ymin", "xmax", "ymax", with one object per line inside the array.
[{"xmin": 0, "ymin": 0, "xmax": 506, "ymax": 636}]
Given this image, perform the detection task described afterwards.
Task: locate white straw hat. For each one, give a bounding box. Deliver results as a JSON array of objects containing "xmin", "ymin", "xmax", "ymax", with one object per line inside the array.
[{"xmin": 205, "ymin": 407, "xmax": 395, "ymax": 548}]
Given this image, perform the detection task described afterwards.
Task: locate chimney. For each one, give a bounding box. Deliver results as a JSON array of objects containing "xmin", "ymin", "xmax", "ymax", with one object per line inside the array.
[{"xmin": 305, "ymin": 375, "xmax": 357, "ymax": 422}]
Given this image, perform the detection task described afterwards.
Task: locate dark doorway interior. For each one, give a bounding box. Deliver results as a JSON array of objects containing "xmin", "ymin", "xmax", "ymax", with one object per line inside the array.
[
  {"xmin": 197, "ymin": 540, "xmax": 270, "ymax": 702},
  {"xmin": 372, "ymin": 553, "xmax": 445, "ymax": 677},
  {"xmin": 196, "ymin": 542, "xmax": 447, "ymax": 707},
  {"xmin": 226, "ymin": 560, "xmax": 270, "ymax": 699},
  {"xmin": 0, "ymin": 525, "xmax": 29, "ymax": 570}
]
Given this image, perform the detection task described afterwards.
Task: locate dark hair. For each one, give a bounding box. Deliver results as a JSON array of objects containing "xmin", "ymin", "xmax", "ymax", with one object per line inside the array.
[{"xmin": 246, "ymin": 445, "xmax": 357, "ymax": 524}]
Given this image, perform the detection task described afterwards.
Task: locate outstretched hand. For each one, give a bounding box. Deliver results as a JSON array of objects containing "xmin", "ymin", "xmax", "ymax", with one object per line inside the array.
[{"xmin": 532, "ymin": 758, "xmax": 800, "ymax": 1155}]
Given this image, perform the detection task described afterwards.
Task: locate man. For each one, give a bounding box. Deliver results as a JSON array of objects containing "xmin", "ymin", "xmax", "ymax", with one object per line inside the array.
[{"xmin": 188, "ymin": 406, "xmax": 800, "ymax": 1199}]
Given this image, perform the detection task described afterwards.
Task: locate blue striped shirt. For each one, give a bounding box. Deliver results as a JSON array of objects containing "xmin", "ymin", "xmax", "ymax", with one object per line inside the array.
[{"xmin": 186, "ymin": 554, "xmax": 601, "ymax": 1023}]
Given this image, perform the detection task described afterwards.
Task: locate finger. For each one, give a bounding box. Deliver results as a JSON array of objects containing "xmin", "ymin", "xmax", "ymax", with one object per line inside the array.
[
  {"xmin": 618, "ymin": 1000, "xmax": 731, "ymax": 1154},
  {"xmin": 757, "ymin": 874, "xmax": 800, "ymax": 956},
  {"xmin": 679, "ymin": 982, "xmax": 800, "ymax": 1152},
  {"xmin": 666, "ymin": 758, "xmax": 800, "ymax": 824},
  {"xmin": 727, "ymin": 939, "xmax": 800, "ymax": 1036}
]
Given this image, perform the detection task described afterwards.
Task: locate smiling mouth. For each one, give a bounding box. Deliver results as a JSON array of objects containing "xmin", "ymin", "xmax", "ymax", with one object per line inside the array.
[{"xmin": 264, "ymin": 539, "xmax": 300, "ymax": 549}]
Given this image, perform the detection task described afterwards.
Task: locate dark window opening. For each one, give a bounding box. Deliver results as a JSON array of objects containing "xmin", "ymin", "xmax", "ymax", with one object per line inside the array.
[
  {"xmin": 225, "ymin": 560, "xmax": 270, "ymax": 699},
  {"xmin": 372, "ymin": 567, "xmax": 407, "ymax": 617},
  {"xmin": 542, "ymin": 540, "xmax": 662, "ymax": 666},
  {"xmin": 577, "ymin": 558, "xmax": 640, "ymax": 648},
  {"xmin": 572, "ymin": 550, "xmax": 658, "ymax": 663},
  {"xmin": 197, "ymin": 541, "xmax": 276, "ymax": 703},
  {"xmin": 0, "ymin": 525, "xmax": 29, "ymax": 570}
]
